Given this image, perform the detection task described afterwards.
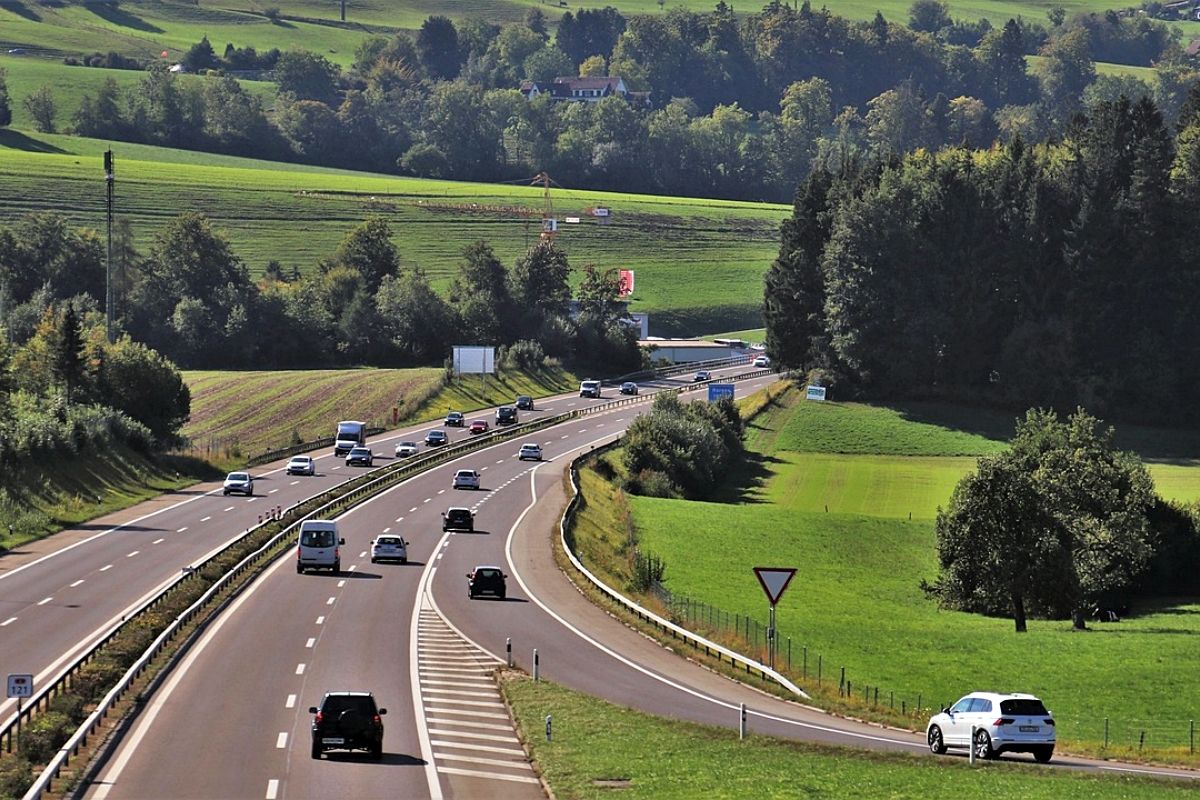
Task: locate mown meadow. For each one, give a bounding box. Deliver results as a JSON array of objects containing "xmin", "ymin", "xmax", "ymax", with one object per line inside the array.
[
  {"xmin": 503, "ymin": 673, "xmax": 1199, "ymax": 800},
  {"xmin": 610, "ymin": 386, "xmax": 1200, "ymax": 760}
]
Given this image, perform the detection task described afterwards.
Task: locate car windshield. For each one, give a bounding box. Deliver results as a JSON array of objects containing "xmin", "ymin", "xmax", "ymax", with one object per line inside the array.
[
  {"xmin": 302, "ymin": 530, "xmax": 336, "ymax": 548},
  {"xmin": 1000, "ymin": 698, "xmax": 1049, "ymax": 716},
  {"xmin": 293, "ymin": 457, "xmax": 310, "ymax": 464},
  {"xmin": 350, "ymin": 448, "xmax": 367, "ymax": 454},
  {"xmin": 228, "ymin": 473, "xmax": 248, "ymax": 481},
  {"xmin": 400, "ymin": 442, "xmax": 415, "ymax": 448}
]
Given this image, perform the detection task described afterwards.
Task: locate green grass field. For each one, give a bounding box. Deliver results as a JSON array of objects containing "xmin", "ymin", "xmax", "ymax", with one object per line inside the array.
[
  {"xmin": 0, "ymin": 54, "xmax": 278, "ymax": 132},
  {"xmin": 605, "ymin": 386, "xmax": 1200, "ymax": 759},
  {"xmin": 0, "ymin": 142, "xmax": 786, "ymax": 335},
  {"xmin": 180, "ymin": 365, "xmax": 575, "ymax": 457},
  {"xmin": 503, "ymin": 674, "xmax": 1198, "ymax": 800}
]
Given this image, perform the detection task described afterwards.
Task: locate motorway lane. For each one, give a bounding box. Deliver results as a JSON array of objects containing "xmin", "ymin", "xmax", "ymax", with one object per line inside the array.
[
  {"xmin": 0, "ymin": 375, "xmax": 654, "ymax": 725},
  {"xmin": 79, "ymin": 371, "xmax": 740, "ymax": 798}
]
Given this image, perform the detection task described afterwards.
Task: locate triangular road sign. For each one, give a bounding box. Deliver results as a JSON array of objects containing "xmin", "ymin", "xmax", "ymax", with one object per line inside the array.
[{"xmin": 753, "ymin": 567, "xmax": 797, "ymax": 606}]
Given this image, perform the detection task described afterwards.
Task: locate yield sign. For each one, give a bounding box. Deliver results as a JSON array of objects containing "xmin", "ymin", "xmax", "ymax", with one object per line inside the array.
[{"xmin": 753, "ymin": 567, "xmax": 797, "ymax": 606}]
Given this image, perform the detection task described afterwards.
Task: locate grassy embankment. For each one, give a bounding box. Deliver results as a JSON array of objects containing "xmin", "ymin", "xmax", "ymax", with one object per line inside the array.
[
  {"xmin": 0, "ymin": 140, "xmax": 786, "ymax": 336},
  {"xmin": 501, "ymin": 673, "xmax": 1197, "ymax": 800},
  {"xmin": 572, "ymin": 385, "xmax": 1200, "ymax": 763},
  {"xmin": 179, "ymin": 365, "xmax": 577, "ymax": 462}
]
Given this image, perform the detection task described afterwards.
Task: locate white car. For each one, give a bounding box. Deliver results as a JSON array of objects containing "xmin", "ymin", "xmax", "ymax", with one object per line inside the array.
[
  {"xmin": 222, "ymin": 471, "xmax": 253, "ymax": 496},
  {"xmin": 452, "ymin": 469, "xmax": 480, "ymax": 490},
  {"xmin": 370, "ymin": 535, "xmax": 408, "ymax": 564},
  {"xmin": 518, "ymin": 443, "xmax": 542, "ymax": 461},
  {"xmin": 286, "ymin": 455, "xmax": 315, "ymax": 476},
  {"xmin": 693, "ymin": 370, "xmax": 712, "ymax": 382},
  {"xmin": 927, "ymin": 692, "xmax": 1056, "ymax": 763},
  {"xmin": 753, "ymin": 355, "xmax": 770, "ymax": 367},
  {"xmin": 394, "ymin": 441, "xmax": 419, "ymax": 457}
]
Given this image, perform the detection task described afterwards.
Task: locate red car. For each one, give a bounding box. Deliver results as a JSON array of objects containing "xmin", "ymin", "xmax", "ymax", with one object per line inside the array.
[{"xmin": 469, "ymin": 419, "xmax": 490, "ymax": 434}]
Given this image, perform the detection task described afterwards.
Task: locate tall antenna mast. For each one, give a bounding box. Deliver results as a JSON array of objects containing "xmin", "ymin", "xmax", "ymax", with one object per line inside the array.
[
  {"xmin": 531, "ymin": 171, "xmax": 557, "ymax": 241},
  {"xmin": 104, "ymin": 149, "xmax": 115, "ymax": 343}
]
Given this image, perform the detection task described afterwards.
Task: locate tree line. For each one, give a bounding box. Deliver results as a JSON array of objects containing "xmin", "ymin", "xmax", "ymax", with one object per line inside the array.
[
  {"xmin": 765, "ymin": 90, "xmax": 1200, "ymax": 428},
  {"xmin": 2, "ymin": 3, "xmax": 1195, "ymax": 202},
  {"xmin": 0, "ymin": 211, "xmax": 642, "ymax": 375}
]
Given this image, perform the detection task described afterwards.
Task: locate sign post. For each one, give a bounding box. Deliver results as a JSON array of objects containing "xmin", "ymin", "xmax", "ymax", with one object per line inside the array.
[
  {"xmin": 753, "ymin": 568, "xmax": 796, "ymax": 670},
  {"xmin": 7, "ymin": 674, "xmax": 32, "ymax": 753}
]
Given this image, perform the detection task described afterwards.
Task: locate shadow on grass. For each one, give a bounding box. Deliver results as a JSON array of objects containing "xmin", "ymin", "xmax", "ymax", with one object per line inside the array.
[
  {"xmin": 1, "ymin": 1, "xmax": 41, "ymax": 22},
  {"xmin": 155, "ymin": 452, "xmax": 224, "ymax": 481},
  {"xmin": 86, "ymin": 1, "xmax": 163, "ymax": 32},
  {"xmin": 886, "ymin": 401, "xmax": 1016, "ymax": 444},
  {"xmin": 0, "ymin": 129, "xmax": 67, "ymax": 154},
  {"xmin": 710, "ymin": 451, "xmax": 785, "ymax": 505}
]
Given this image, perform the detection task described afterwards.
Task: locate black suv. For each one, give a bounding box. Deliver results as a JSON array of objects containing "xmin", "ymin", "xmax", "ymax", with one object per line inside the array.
[
  {"xmin": 515, "ymin": 395, "xmax": 534, "ymax": 411},
  {"xmin": 495, "ymin": 406, "xmax": 518, "ymax": 425},
  {"xmin": 443, "ymin": 507, "xmax": 474, "ymax": 532},
  {"xmin": 309, "ymin": 692, "xmax": 386, "ymax": 759},
  {"xmin": 467, "ymin": 566, "xmax": 507, "ymax": 599}
]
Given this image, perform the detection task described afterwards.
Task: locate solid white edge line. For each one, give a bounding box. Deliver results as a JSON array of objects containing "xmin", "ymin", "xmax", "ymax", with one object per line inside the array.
[
  {"xmin": 411, "ymin": 545, "xmax": 446, "ymax": 800},
  {"xmin": 504, "ymin": 434, "xmax": 927, "ymax": 751}
]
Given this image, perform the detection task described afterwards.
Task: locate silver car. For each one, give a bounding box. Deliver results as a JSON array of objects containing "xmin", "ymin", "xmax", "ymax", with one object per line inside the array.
[{"xmin": 222, "ymin": 471, "xmax": 253, "ymax": 496}]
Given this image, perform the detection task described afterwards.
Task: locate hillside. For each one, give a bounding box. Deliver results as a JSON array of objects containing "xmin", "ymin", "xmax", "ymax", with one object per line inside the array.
[{"xmin": 0, "ymin": 140, "xmax": 786, "ymax": 335}]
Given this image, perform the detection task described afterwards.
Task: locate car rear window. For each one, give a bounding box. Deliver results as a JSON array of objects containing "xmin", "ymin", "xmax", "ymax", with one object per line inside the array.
[
  {"xmin": 477, "ymin": 569, "xmax": 501, "ymax": 578},
  {"xmin": 321, "ymin": 695, "xmax": 376, "ymax": 715},
  {"xmin": 302, "ymin": 530, "xmax": 336, "ymax": 547},
  {"xmin": 1000, "ymin": 698, "xmax": 1049, "ymax": 716},
  {"xmin": 377, "ymin": 537, "xmax": 400, "ymax": 545}
]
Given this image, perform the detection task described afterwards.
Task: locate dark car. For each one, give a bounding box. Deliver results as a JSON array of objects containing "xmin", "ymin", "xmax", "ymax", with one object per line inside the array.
[
  {"xmin": 495, "ymin": 406, "xmax": 518, "ymax": 425},
  {"xmin": 443, "ymin": 507, "xmax": 474, "ymax": 532},
  {"xmin": 467, "ymin": 565, "xmax": 507, "ymax": 599},
  {"xmin": 515, "ymin": 395, "xmax": 534, "ymax": 411},
  {"xmin": 424, "ymin": 429, "xmax": 448, "ymax": 446},
  {"xmin": 444, "ymin": 411, "xmax": 465, "ymax": 427},
  {"xmin": 309, "ymin": 692, "xmax": 386, "ymax": 760}
]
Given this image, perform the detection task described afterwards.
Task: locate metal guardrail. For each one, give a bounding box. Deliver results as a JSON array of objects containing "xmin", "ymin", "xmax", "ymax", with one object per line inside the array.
[
  {"xmin": 16, "ymin": 365, "xmax": 776, "ymax": 797},
  {"xmin": 556, "ymin": 371, "xmax": 805, "ymax": 698},
  {"xmin": 248, "ymin": 427, "xmax": 386, "ymax": 468}
]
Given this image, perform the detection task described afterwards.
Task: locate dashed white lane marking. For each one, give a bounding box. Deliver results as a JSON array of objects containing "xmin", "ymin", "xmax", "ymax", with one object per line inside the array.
[
  {"xmin": 286, "ymin": 694, "xmax": 297, "ymax": 708},
  {"xmin": 332, "ymin": 466, "xmax": 342, "ymax": 470},
  {"xmin": 200, "ymin": 516, "xmax": 211, "ymax": 522},
  {"xmin": 359, "ymin": 551, "xmax": 368, "ymax": 558},
  {"xmin": 316, "ymin": 616, "xmax": 325, "ymax": 625},
  {"xmin": 560, "ymin": 435, "xmax": 568, "ymax": 439},
  {"xmin": 266, "ymin": 779, "xmax": 279, "ymax": 799},
  {"xmin": 496, "ymin": 460, "xmax": 504, "ymax": 464},
  {"xmin": 337, "ymin": 580, "xmax": 346, "ymax": 588},
  {"xmin": 290, "ymin": 481, "xmax": 300, "ymax": 486},
  {"xmin": 69, "ymin": 579, "xmax": 85, "ymax": 587},
  {"xmin": 269, "ymin": 489, "xmax": 280, "ymax": 494},
  {"xmin": 152, "ymin": 538, "xmax": 165, "ymax": 544},
  {"xmin": 348, "ymin": 565, "xmax": 357, "ymax": 572},
  {"xmin": 37, "ymin": 597, "xmax": 53, "ymax": 606},
  {"xmin": 224, "ymin": 506, "xmax": 235, "ymax": 512},
  {"xmin": 396, "ymin": 516, "xmax": 404, "ymax": 523},
  {"xmin": 410, "ymin": 507, "xmax": 418, "ymax": 513},
  {"xmin": 295, "ymin": 664, "xmax": 305, "ymax": 675},
  {"xmin": 0, "ymin": 618, "xmax": 16, "ymax": 627},
  {"xmin": 616, "ymin": 418, "xmax": 626, "ymax": 422},
  {"xmin": 305, "ymin": 638, "xmax": 316, "ymax": 648},
  {"xmin": 126, "ymin": 551, "xmax": 139, "ymax": 558},
  {"xmin": 326, "ymin": 597, "xmax": 335, "ymax": 606},
  {"xmin": 423, "ymin": 498, "xmax": 432, "ymax": 503},
  {"xmin": 382, "ymin": 527, "xmax": 391, "ymax": 533},
  {"xmin": 275, "ymin": 732, "xmax": 287, "ymax": 749},
  {"xmin": 437, "ymin": 489, "xmax": 446, "ymax": 495},
  {"xmin": 177, "ymin": 527, "xmax": 188, "ymax": 533},
  {"xmin": 100, "ymin": 564, "xmax": 113, "ymax": 571}
]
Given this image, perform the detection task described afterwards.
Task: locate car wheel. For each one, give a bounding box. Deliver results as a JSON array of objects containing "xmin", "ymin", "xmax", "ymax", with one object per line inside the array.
[
  {"xmin": 370, "ymin": 558, "xmax": 377, "ymax": 564},
  {"xmin": 296, "ymin": 563, "xmax": 304, "ymax": 574},
  {"xmin": 973, "ymin": 729, "xmax": 994, "ymax": 760},
  {"xmin": 498, "ymin": 591, "xmax": 506, "ymax": 600},
  {"xmin": 927, "ymin": 725, "xmax": 946, "ymax": 755},
  {"xmin": 223, "ymin": 490, "xmax": 229, "ymax": 496},
  {"xmin": 371, "ymin": 741, "xmax": 383, "ymax": 760},
  {"xmin": 401, "ymin": 558, "xmax": 407, "ymax": 564},
  {"xmin": 1033, "ymin": 746, "xmax": 1053, "ymax": 764},
  {"xmin": 333, "ymin": 560, "xmax": 341, "ymax": 573},
  {"xmin": 311, "ymin": 741, "xmax": 321, "ymax": 759}
]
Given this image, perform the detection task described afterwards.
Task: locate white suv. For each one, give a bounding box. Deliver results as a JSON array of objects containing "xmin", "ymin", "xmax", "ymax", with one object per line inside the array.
[
  {"xmin": 927, "ymin": 692, "xmax": 1055, "ymax": 763},
  {"xmin": 452, "ymin": 469, "xmax": 480, "ymax": 490}
]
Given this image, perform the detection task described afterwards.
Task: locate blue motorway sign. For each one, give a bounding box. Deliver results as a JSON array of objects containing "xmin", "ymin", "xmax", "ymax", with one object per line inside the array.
[{"xmin": 708, "ymin": 383, "xmax": 735, "ymax": 402}]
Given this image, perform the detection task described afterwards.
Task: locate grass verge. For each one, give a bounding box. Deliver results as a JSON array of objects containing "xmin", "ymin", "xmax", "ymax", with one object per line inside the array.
[{"xmin": 500, "ymin": 672, "xmax": 1197, "ymax": 800}]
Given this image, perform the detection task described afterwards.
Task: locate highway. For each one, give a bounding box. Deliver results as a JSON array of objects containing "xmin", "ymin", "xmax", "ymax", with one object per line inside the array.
[{"xmin": 6, "ymin": 368, "xmax": 1197, "ymax": 798}]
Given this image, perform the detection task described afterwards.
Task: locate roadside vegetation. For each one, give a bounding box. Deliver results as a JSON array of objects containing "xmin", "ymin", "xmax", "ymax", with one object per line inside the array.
[
  {"xmin": 568, "ymin": 384, "xmax": 1200, "ymax": 763},
  {"xmin": 502, "ymin": 673, "xmax": 1198, "ymax": 800}
]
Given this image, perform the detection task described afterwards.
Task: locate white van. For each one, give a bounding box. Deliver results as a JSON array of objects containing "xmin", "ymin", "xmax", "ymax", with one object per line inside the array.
[
  {"xmin": 297, "ymin": 520, "xmax": 344, "ymax": 574},
  {"xmin": 579, "ymin": 380, "xmax": 601, "ymax": 398}
]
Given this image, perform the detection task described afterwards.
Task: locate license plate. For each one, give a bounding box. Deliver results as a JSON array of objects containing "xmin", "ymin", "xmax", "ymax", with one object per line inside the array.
[
  {"xmin": 323, "ymin": 737, "xmax": 345, "ymax": 744},
  {"xmin": 1019, "ymin": 726, "xmax": 1039, "ymax": 733}
]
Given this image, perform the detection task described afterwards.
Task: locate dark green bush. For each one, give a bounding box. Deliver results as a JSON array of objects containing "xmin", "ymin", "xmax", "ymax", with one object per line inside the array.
[{"xmin": 18, "ymin": 711, "xmax": 71, "ymax": 764}]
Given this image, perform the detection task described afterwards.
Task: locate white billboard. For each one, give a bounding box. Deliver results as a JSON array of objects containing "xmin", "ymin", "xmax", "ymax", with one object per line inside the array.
[{"xmin": 453, "ymin": 346, "xmax": 496, "ymax": 375}]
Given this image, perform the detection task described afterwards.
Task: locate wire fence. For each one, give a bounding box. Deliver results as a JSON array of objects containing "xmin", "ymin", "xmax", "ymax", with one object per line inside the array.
[{"xmin": 645, "ymin": 582, "xmax": 1198, "ymax": 755}]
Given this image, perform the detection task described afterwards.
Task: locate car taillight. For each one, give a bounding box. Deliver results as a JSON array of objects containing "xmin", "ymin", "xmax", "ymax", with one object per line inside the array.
[
  {"xmin": 314, "ymin": 712, "xmax": 323, "ymax": 724},
  {"xmin": 1045, "ymin": 718, "xmax": 1055, "ymax": 726},
  {"xmin": 297, "ymin": 546, "xmax": 302, "ymax": 559},
  {"xmin": 993, "ymin": 718, "xmax": 1015, "ymax": 726},
  {"xmin": 373, "ymin": 714, "xmax": 381, "ymax": 725}
]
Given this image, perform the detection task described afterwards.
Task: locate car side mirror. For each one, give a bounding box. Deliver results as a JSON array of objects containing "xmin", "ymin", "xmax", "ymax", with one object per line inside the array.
[
  {"xmin": 441, "ymin": 512, "xmax": 446, "ymax": 517},
  {"xmin": 339, "ymin": 538, "xmax": 346, "ymax": 545},
  {"xmin": 465, "ymin": 573, "xmax": 472, "ymax": 578},
  {"xmin": 308, "ymin": 706, "xmax": 318, "ymax": 714},
  {"xmin": 377, "ymin": 708, "xmax": 387, "ymax": 715}
]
